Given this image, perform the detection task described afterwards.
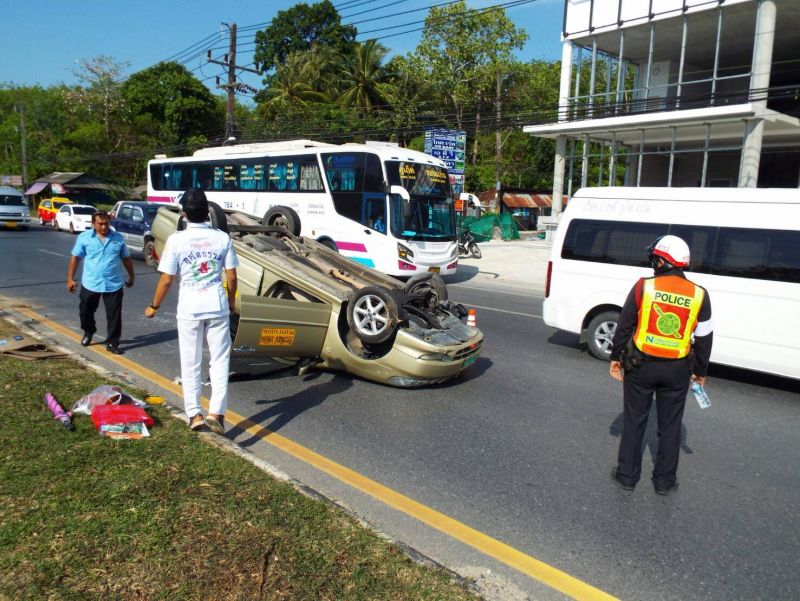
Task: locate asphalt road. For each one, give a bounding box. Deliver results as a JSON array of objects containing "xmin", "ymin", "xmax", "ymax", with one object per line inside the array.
[{"xmin": 2, "ymin": 225, "xmax": 799, "ymax": 601}]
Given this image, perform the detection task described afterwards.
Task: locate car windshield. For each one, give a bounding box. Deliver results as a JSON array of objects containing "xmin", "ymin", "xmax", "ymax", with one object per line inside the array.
[
  {"xmin": 53, "ymin": 201, "xmax": 70, "ymax": 209},
  {"xmin": 0, "ymin": 195, "xmax": 24, "ymax": 206},
  {"xmin": 73, "ymin": 207, "xmax": 96, "ymax": 215}
]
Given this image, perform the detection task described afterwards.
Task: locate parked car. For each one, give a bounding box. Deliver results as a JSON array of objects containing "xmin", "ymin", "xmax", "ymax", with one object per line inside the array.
[
  {"xmin": 53, "ymin": 204, "xmax": 96, "ymax": 233},
  {"xmin": 0, "ymin": 186, "xmax": 31, "ymax": 230},
  {"xmin": 110, "ymin": 200, "xmax": 161, "ymax": 268},
  {"xmin": 152, "ymin": 204, "xmax": 484, "ymax": 387},
  {"xmin": 37, "ymin": 197, "xmax": 73, "ymax": 225}
]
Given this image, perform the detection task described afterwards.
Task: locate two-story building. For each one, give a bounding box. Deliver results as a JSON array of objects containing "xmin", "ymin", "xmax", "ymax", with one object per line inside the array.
[{"xmin": 524, "ymin": 0, "xmax": 800, "ymax": 215}]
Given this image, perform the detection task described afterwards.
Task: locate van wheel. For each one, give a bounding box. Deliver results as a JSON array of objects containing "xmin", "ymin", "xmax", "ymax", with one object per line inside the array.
[
  {"xmin": 587, "ymin": 311, "xmax": 619, "ymax": 360},
  {"xmin": 318, "ymin": 238, "xmax": 338, "ymax": 252},
  {"xmin": 263, "ymin": 206, "xmax": 301, "ymax": 235},
  {"xmin": 144, "ymin": 240, "xmax": 159, "ymax": 269},
  {"xmin": 347, "ymin": 286, "xmax": 399, "ymax": 345}
]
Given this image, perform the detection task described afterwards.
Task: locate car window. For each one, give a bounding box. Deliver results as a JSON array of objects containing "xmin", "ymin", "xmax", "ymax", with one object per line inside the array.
[
  {"xmin": 132, "ymin": 208, "xmax": 144, "ymax": 223},
  {"xmin": 144, "ymin": 206, "xmax": 159, "ymax": 222},
  {"xmin": 0, "ymin": 195, "xmax": 24, "ymax": 206},
  {"xmin": 53, "ymin": 201, "xmax": 69, "ymax": 209},
  {"xmin": 60, "ymin": 206, "xmax": 70, "ymax": 213},
  {"xmin": 72, "ymin": 207, "xmax": 96, "ymax": 215},
  {"xmin": 42, "ymin": 201, "xmax": 51, "ymax": 209},
  {"xmin": 120, "ymin": 205, "xmax": 133, "ymax": 220}
]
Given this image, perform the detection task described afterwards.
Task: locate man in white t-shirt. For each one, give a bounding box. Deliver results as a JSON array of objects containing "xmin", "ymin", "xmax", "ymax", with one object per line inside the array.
[{"xmin": 144, "ymin": 190, "xmax": 239, "ymax": 434}]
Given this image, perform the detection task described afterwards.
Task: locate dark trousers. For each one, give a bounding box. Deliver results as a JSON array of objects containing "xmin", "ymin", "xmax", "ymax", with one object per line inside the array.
[
  {"xmin": 79, "ymin": 286, "xmax": 123, "ymax": 345},
  {"xmin": 616, "ymin": 358, "xmax": 691, "ymax": 488}
]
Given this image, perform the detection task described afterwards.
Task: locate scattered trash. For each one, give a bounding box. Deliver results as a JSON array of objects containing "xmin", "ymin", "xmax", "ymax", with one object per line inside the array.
[
  {"xmin": 44, "ymin": 392, "xmax": 74, "ymax": 431},
  {"xmin": 0, "ymin": 339, "xmax": 7, "ymax": 346},
  {"xmin": 144, "ymin": 395, "xmax": 165, "ymax": 405},
  {"xmin": 0, "ymin": 336, "xmax": 67, "ymax": 360},
  {"xmin": 173, "ymin": 377, "xmax": 182, "ymax": 385},
  {"xmin": 13, "ymin": 335, "xmax": 23, "ymax": 341}
]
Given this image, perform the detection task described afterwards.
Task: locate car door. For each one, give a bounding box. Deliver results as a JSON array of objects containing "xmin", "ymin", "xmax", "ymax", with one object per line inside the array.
[
  {"xmin": 56, "ymin": 206, "xmax": 70, "ymax": 229},
  {"xmin": 232, "ymin": 296, "xmax": 332, "ymax": 359},
  {"xmin": 128, "ymin": 206, "xmax": 146, "ymax": 250},
  {"xmin": 113, "ymin": 204, "xmax": 133, "ymax": 244},
  {"xmin": 39, "ymin": 200, "xmax": 51, "ymax": 223}
]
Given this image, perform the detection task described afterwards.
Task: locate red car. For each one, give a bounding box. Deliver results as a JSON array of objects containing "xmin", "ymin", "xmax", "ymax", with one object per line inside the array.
[{"xmin": 38, "ymin": 197, "xmax": 74, "ymax": 225}]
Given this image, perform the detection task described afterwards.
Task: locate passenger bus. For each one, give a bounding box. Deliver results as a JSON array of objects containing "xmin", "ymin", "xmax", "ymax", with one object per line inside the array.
[
  {"xmin": 543, "ymin": 187, "xmax": 800, "ymax": 380},
  {"xmin": 146, "ymin": 140, "xmax": 458, "ymax": 276}
]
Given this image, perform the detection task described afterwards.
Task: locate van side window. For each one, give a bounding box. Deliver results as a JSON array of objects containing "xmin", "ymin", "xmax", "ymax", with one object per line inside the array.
[
  {"xmin": 667, "ymin": 225, "xmax": 716, "ymax": 274},
  {"xmin": 562, "ymin": 219, "xmax": 666, "ymax": 267}
]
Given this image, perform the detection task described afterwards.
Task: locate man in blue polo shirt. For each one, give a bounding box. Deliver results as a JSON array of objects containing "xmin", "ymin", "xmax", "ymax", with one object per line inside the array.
[{"xmin": 66, "ymin": 210, "xmax": 135, "ymax": 354}]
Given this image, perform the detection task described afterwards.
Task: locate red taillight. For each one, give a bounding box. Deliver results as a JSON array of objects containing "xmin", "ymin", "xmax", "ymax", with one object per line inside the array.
[
  {"xmin": 545, "ymin": 261, "xmax": 552, "ymax": 298},
  {"xmin": 446, "ymin": 261, "xmax": 458, "ymax": 270},
  {"xmin": 398, "ymin": 260, "xmax": 417, "ymax": 271}
]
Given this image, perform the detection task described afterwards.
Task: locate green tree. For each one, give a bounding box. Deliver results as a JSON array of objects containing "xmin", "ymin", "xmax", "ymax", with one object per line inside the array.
[
  {"xmin": 337, "ymin": 40, "xmax": 391, "ymax": 116},
  {"xmin": 258, "ymin": 51, "xmax": 332, "ymax": 107},
  {"xmin": 254, "ymin": 1, "xmax": 356, "ymax": 74},
  {"xmin": 121, "ymin": 62, "xmax": 223, "ymax": 150}
]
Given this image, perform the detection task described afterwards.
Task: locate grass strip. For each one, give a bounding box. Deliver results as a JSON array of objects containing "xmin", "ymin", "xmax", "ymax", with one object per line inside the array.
[{"xmin": 0, "ymin": 320, "xmax": 480, "ymax": 600}]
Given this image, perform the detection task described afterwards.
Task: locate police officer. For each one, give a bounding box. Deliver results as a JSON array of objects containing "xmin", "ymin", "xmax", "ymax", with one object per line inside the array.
[
  {"xmin": 144, "ymin": 190, "xmax": 238, "ymax": 434},
  {"xmin": 609, "ymin": 235, "xmax": 713, "ymax": 495}
]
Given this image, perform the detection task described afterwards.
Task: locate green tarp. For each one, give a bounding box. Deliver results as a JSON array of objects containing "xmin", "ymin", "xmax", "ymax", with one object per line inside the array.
[{"xmin": 458, "ymin": 213, "xmax": 520, "ymax": 242}]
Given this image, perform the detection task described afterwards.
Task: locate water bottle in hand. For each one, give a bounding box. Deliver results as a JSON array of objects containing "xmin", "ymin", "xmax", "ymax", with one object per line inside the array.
[{"xmin": 691, "ymin": 381, "xmax": 711, "ymax": 409}]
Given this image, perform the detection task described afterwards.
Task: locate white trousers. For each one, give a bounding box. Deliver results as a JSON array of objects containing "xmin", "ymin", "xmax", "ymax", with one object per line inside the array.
[{"xmin": 177, "ymin": 315, "xmax": 231, "ymax": 418}]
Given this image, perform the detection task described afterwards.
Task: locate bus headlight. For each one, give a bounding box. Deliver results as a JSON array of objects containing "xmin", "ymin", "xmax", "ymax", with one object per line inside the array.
[{"xmin": 397, "ymin": 243, "xmax": 414, "ymax": 260}]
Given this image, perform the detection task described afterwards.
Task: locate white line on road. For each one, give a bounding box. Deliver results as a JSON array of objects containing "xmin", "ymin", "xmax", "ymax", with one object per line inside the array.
[
  {"xmin": 465, "ymin": 303, "xmax": 541, "ymax": 319},
  {"xmin": 37, "ymin": 249, "xmax": 64, "ymax": 257},
  {"xmin": 449, "ymin": 283, "xmax": 544, "ymax": 299}
]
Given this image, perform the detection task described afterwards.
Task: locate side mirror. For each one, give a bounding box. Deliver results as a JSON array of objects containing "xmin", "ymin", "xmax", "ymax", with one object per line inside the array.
[{"xmin": 389, "ymin": 185, "xmax": 410, "ymax": 201}]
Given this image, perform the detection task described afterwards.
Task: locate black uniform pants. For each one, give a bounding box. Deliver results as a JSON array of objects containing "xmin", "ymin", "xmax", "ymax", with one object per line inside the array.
[
  {"xmin": 616, "ymin": 357, "xmax": 691, "ymax": 489},
  {"xmin": 79, "ymin": 286, "xmax": 123, "ymax": 345}
]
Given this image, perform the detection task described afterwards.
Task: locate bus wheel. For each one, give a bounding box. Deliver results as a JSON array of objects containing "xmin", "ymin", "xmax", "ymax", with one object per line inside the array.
[
  {"xmin": 208, "ymin": 201, "xmax": 228, "ymax": 233},
  {"xmin": 318, "ymin": 238, "xmax": 338, "ymax": 252},
  {"xmin": 263, "ymin": 206, "xmax": 300, "ymax": 236},
  {"xmin": 404, "ymin": 272, "xmax": 448, "ymax": 306},
  {"xmin": 347, "ymin": 286, "xmax": 399, "ymax": 345},
  {"xmin": 587, "ymin": 311, "xmax": 619, "ymax": 360}
]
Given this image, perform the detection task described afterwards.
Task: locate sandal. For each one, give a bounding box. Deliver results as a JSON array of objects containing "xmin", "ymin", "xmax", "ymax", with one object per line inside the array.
[
  {"xmin": 189, "ymin": 414, "xmax": 206, "ymax": 431},
  {"xmin": 205, "ymin": 414, "xmax": 225, "ymax": 434}
]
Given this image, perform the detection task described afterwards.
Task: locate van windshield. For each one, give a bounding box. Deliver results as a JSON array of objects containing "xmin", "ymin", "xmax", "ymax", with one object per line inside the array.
[{"xmin": 0, "ymin": 195, "xmax": 25, "ymax": 206}]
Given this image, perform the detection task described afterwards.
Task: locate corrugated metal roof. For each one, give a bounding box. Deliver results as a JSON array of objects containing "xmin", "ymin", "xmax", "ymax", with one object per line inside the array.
[{"xmin": 501, "ymin": 193, "xmax": 552, "ymax": 209}]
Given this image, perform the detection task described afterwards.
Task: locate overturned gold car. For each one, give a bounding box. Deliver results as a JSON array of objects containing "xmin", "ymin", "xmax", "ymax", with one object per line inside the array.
[{"xmin": 152, "ymin": 204, "xmax": 483, "ymax": 387}]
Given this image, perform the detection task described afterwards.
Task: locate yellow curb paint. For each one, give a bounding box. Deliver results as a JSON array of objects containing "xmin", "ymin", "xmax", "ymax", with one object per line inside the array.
[{"xmin": 17, "ymin": 306, "xmax": 618, "ymax": 601}]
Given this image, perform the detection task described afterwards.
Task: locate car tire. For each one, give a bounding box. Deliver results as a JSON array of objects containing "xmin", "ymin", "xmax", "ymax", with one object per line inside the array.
[
  {"xmin": 52, "ymin": 218, "xmax": 59, "ymax": 231},
  {"xmin": 470, "ymin": 242, "xmax": 482, "ymax": 259},
  {"xmin": 263, "ymin": 206, "xmax": 301, "ymax": 236},
  {"xmin": 144, "ymin": 239, "xmax": 159, "ymax": 269},
  {"xmin": 69, "ymin": 222, "xmax": 75, "ymax": 234},
  {"xmin": 39, "ymin": 215, "xmax": 44, "ymax": 225},
  {"xmin": 208, "ymin": 201, "xmax": 228, "ymax": 233},
  {"xmin": 347, "ymin": 286, "xmax": 400, "ymax": 345},
  {"xmin": 404, "ymin": 272, "xmax": 448, "ymax": 305},
  {"xmin": 587, "ymin": 311, "xmax": 620, "ymax": 361}
]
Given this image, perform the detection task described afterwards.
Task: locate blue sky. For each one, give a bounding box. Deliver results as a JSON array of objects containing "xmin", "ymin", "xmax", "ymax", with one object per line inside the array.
[{"xmin": 1, "ymin": 0, "xmax": 564, "ymax": 92}]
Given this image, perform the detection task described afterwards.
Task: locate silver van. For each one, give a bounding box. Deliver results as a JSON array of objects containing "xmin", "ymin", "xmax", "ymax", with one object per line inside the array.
[{"xmin": 0, "ymin": 186, "xmax": 31, "ymax": 229}]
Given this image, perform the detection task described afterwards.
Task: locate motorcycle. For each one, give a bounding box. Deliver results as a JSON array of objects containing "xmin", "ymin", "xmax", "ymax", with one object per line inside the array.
[{"xmin": 458, "ymin": 228, "xmax": 482, "ymax": 259}]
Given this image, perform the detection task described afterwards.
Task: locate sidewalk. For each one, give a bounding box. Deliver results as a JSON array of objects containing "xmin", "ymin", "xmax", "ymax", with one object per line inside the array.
[{"xmin": 444, "ymin": 235, "xmax": 552, "ymax": 292}]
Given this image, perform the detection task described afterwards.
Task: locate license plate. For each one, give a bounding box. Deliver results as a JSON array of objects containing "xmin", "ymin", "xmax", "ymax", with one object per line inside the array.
[
  {"xmin": 4, "ymin": 221, "xmax": 17, "ymax": 228},
  {"xmin": 428, "ymin": 266, "xmax": 440, "ymax": 273},
  {"xmin": 258, "ymin": 327, "xmax": 296, "ymax": 346}
]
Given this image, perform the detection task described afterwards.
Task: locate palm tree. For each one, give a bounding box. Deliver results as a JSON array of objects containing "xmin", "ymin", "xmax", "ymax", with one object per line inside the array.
[
  {"xmin": 260, "ymin": 52, "xmax": 331, "ymax": 107},
  {"xmin": 337, "ymin": 39, "xmax": 390, "ymax": 116}
]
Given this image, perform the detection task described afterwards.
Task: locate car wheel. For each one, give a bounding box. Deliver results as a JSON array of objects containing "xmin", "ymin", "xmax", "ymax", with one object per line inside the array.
[
  {"xmin": 587, "ymin": 311, "xmax": 620, "ymax": 360},
  {"xmin": 263, "ymin": 206, "xmax": 301, "ymax": 236},
  {"xmin": 404, "ymin": 272, "xmax": 448, "ymax": 305},
  {"xmin": 347, "ymin": 286, "xmax": 400, "ymax": 345},
  {"xmin": 39, "ymin": 215, "xmax": 44, "ymax": 225},
  {"xmin": 144, "ymin": 239, "xmax": 159, "ymax": 269},
  {"xmin": 208, "ymin": 201, "xmax": 228, "ymax": 233},
  {"xmin": 69, "ymin": 222, "xmax": 75, "ymax": 234},
  {"xmin": 470, "ymin": 242, "xmax": 482, "ymax": 259},
  {"xmin": 53, "ymin": 218, "xmax": 59, "ymax": 231}
]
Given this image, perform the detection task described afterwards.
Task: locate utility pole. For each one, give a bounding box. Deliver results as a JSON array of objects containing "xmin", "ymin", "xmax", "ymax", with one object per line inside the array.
[{"xmin": 207, "ymin": 22, "xmax": 261, "ymax": 144}]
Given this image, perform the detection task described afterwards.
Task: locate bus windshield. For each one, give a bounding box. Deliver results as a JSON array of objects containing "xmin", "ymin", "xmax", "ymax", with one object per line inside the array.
[{"xmin": 385, "ymin": 161, "xmax": 455, "ymax": 242}]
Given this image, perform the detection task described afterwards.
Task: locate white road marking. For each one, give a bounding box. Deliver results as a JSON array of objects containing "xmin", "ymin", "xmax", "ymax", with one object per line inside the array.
[
  {"xmin": 37, "ymin": 249, "xmax": 64, "ymax": 257},
  {"xmin": 449, "ymin": 283, "xmax": 544, "ymax": 299}
]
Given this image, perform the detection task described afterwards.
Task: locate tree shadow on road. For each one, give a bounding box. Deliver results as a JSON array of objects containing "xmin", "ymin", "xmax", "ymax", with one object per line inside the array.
[{"xmin": 228, "ymin": 374, "xmax": 353, "ymax": 447}]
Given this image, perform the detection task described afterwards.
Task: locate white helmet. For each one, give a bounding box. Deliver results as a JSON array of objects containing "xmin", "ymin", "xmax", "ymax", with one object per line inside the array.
[{"xmin": 648, "ymin": 235, "xmax": 690, "ymax": 268}]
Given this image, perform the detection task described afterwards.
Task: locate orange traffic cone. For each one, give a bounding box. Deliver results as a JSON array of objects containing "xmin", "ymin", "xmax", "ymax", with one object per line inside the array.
[{"xmin": 467, "ymin": 309, "xmax": 477, "ymax": 327}]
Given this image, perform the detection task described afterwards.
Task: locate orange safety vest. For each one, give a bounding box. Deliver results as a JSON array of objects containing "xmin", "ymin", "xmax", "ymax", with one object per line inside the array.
[{"xmin": 633, "ymin": 275, "xmax": 705, "ymax": 359}]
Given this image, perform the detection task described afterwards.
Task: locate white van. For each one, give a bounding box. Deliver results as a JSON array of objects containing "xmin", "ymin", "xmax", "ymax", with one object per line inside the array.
[
  {"xmin": 543, "ymin": 187, "xmax": 800, "ymax": 380},
  {"xmin": 0, "ymin": 186, "xmax": 31, "ymax": 229}
]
